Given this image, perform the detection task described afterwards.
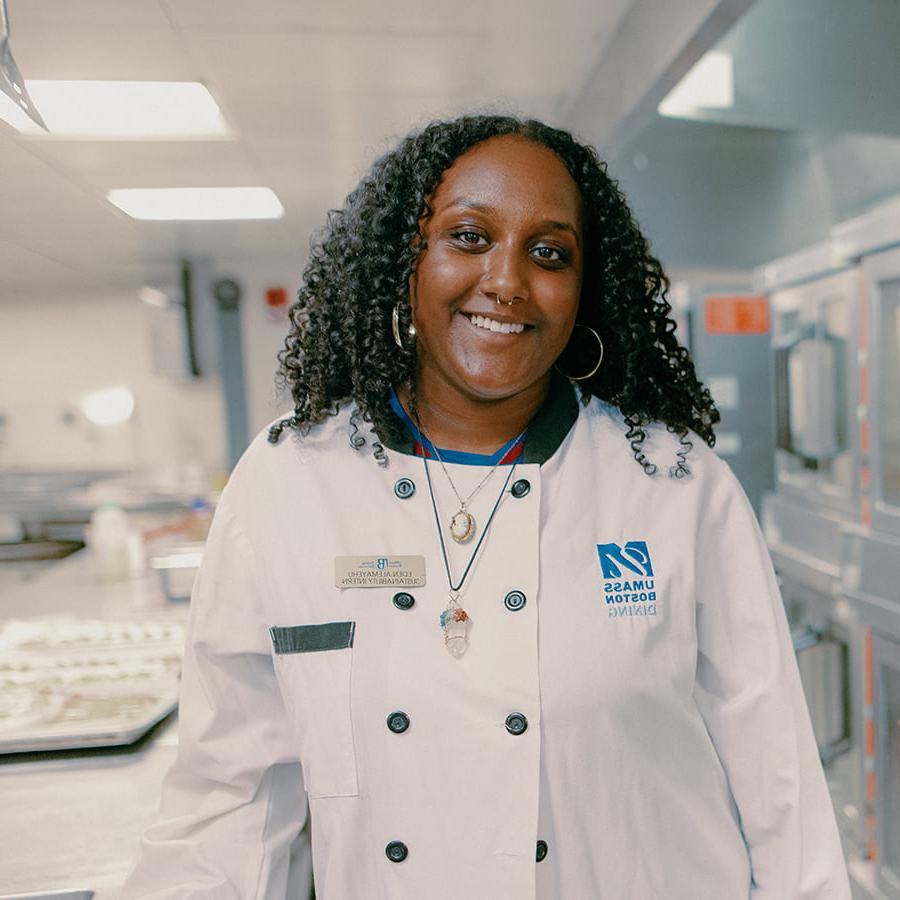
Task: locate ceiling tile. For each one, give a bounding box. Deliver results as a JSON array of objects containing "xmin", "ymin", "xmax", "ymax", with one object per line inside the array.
[
  {"xmin": 10, "ymin": 25, "xmax": 195, "ymax": 81},
  {"xmin": 190, "ymin": 32, "xmax": 480, "ymax": 96},
  {"xmin": 29, "ymin": 141, "xmax": 260, "ymax": 190},
  {"xmin": 7, "ymin": 0, "xmax": 173, "ymax": 27},
  {"xmin": 167, "ymin": 0, "xmax": 486, "ymax": 31}
]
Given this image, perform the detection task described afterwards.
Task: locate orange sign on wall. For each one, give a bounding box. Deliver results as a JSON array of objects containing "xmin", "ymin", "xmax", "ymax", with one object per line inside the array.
[{"xmin": 704, "ymin": 295, "xmax": 769, "ymax": 334}]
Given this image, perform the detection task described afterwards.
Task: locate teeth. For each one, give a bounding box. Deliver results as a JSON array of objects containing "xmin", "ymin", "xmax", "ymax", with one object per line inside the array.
[{"xmin": 467, "ymin": 314, "xmax": 525, "ymax": 334}]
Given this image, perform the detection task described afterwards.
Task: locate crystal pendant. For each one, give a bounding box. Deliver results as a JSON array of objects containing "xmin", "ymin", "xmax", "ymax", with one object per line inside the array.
[
  {"xmin": 449, "ymin": 509, "xmax": 475, "ymax": 544},
  {"xmin": 440, "ymin": 606, "xmax": 470, "ymax": 658}
]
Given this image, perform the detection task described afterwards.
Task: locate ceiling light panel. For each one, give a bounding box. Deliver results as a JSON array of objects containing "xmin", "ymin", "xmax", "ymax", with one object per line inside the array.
[
  {"xmin": 658, "ymin": 52, "xmax": 734, "ymax": 118},
  {"xmin": 0, "ymin": 81, "xmax": 229, "ymax": 139},
  {"xmin": 107, "ymin": 187, "xmax": 284, "ymax": 221}
]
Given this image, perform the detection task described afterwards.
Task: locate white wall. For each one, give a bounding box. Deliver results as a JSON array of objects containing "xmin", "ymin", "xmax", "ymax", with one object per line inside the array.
[{"xmin": 0, "ymin": 292, "xmax": 227, "ymax": 475}]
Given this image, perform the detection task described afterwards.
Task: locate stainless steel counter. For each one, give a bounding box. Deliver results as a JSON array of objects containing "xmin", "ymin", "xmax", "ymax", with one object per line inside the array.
[{"xmin": 0, "ymin": 551, "xmax": 189, "ymax": 900}]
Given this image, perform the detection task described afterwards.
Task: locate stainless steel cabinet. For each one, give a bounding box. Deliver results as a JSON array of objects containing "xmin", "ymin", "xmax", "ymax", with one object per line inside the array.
[{"xmin": 771, "ymin": 267, "xmax": 861, "ymax": 517}]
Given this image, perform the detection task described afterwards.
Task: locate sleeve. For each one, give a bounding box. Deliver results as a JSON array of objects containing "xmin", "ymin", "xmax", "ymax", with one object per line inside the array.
[
  {"xmin": 692, "ymin": 466, "xmax": 851, "ymax": 899},
  {"xmin": 119, "ymin": 495, "xmax": 313, "ymax": 900}
]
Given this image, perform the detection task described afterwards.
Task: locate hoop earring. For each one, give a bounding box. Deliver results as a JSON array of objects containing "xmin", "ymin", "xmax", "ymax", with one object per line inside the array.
[
  {"xmin": 392, "ymin": 304, "xmax": 416, "ymax": 351},
  {"xmin": 555, "ymin": 324, "xmax": 604, "ymax": 381}
]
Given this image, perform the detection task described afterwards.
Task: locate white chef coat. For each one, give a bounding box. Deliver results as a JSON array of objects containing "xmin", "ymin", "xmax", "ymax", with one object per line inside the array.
[{"xmin": 121, "ymin": 377, "xmax": 851, "ymax": 900}]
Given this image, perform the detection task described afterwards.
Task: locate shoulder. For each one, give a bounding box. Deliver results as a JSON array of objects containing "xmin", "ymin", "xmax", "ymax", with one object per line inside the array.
[
  {"xmin": 576, "ymin": 395, "xmax": 736, "ymax": 499},
  {"xmin": 218, "ymin": 406, "xmax": 368, "ymax": 512}
]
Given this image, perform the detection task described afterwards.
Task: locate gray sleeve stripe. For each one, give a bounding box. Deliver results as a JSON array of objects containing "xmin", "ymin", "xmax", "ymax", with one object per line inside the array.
[{"xmin": 269, "ymin": 621, "xmax": 356, "ymax": 654}]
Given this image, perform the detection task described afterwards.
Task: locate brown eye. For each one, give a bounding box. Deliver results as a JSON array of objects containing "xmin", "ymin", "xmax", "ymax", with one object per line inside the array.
[
  {"xmin": 451, "ymin": 230, "xmax": 487, "ymax": 246},
  {"xmin": 531, "ymin": 244, "xmax": 569, "ymax": 264}
]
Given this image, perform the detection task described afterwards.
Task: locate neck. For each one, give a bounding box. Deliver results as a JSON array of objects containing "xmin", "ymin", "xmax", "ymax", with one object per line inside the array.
[{"xmin": 399, "ymin": 372, "xmax": 551, "ymax": 455}]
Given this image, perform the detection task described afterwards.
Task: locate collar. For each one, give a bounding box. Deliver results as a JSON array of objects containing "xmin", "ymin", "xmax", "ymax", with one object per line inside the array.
[{"xmin": 379, "ymin": 370, "xmax": 580, "ymax": 466}]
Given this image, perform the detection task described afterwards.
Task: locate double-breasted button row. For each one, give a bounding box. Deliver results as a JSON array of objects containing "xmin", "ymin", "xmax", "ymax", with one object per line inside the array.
[
  {"xmin": 394, "ymin": 590, "xmax": 525, "ymax": 613},
  {"xmin": 397, "ymin": 476, "xmax": 530, "ymax": 499},
  {"xmin": 388, "ymin": 709, "xmax": 528, "ymax": 736},
  {"xmin": 388, "ymin": 710, "xmax": 526, "ymax": 734},
  {"xmin": 385, "ymin": 839, "xmax": 544, "ymax": 865}
]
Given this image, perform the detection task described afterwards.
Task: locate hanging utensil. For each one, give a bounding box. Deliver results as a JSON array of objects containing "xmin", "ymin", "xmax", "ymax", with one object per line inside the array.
[{"xmin": 0, "ymin": 0, "xmax": 48, "ymax": 131}]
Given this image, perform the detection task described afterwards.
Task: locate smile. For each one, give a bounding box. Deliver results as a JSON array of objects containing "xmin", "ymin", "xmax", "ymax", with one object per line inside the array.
[{"xmin": 463, "ymin": 313, "xmax": 528, "ymax": 334}]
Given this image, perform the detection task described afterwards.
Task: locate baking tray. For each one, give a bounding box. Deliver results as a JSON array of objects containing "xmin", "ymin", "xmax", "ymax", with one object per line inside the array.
[
  {"xmin": 0, "ymin": 540, "xmax": 84, "ymax": 562},
  {"xmin": 0, "ymin": 890, "xmax": 94, "ymax": 900},
  {"xmin": 0, "ymin": 617, "xmax": 182, "ymax": 754},
  {"xmin": 0, "ymin": 691, "xmax": 177, "ymax": 754}
]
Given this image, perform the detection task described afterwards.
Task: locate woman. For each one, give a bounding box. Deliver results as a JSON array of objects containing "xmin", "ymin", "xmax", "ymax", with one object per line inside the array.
[{"xmin": 123, "ymin": 116, "xmax": 851, "ymax": 899}]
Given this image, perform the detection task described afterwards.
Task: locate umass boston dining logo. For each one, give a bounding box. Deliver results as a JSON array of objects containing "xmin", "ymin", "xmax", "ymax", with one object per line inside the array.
[{"xmin": 596, "ymin": 541, "xmax": 657, "ymax": 619}]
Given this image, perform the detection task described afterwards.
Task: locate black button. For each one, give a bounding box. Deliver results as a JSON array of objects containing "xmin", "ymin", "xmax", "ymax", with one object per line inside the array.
[
  {"xmin": 511, "ymin": 478, "xmax": 531, "ymax": 498},
  {"xmin": 387, "ymin": 711, "xmax": 410, "ymax": 734},
  {"xmin": 393, "ymin": 477, "xmax": 415, "ymax": 499},
  {"xmin": 385, "ymin": 840, "xmax": 408, "ymax": 863},
  {"xmin": 393, "ymin": 592, "xmax": 415, "ymax": 611},
  {"xmin": 504, "ymin": 590, "xmax": 526, "ymax": 612},
  {"xmin": 536, "ymin": 839, "xmax": 548, "ymax": 862},
  {"xmin": 505, "ymin": 712, "xmax": 528, "ymax": 735}
]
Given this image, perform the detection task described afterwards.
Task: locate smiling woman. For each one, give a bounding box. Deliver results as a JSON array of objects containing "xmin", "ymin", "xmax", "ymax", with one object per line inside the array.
[
  {"xmin": 122, "ymin": 115, "xmax": 852, "ymax": 900},
  {"xmin": 267, "ymin": 115, "xmax": 718, "ymax": 475}
]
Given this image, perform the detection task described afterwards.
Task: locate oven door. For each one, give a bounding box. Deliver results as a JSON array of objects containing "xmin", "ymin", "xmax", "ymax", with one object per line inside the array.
[{"xmin": 772, "ymin": 267, "xmax": 859, "ymax": 517}]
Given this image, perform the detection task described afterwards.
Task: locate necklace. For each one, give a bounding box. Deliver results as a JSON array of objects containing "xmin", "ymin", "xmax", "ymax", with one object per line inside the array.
[
  {"xmin": 422, "ymin": 458, "xmax": 516, "ymax": 657},
  {"xmin": 417, "ymin": 423, "xmax": 525, "ymax": 544}
]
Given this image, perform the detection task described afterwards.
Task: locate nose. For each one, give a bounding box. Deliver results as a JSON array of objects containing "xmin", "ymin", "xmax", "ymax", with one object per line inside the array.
[{"xmin": 481, "ymin": 240, "xmax": 528, "ymax": 305}]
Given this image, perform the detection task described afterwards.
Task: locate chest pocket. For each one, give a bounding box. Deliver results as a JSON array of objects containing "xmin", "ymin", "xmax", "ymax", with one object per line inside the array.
[{"xmin": 270, "ymin": 621, "xmax": 359, "ymax": 799}]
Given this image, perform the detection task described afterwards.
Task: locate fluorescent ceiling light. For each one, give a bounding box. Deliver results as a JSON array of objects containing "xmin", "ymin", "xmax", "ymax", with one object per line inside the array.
[
  {"xmin": 0, "ymin": 80, "xmax": 229, "ymax": 138},
  {"xmin": 108, "ymin": 187, "xmax": 284, "ymax": 221},
  {"xmin": 81, "ymin": 387, "xmax": 135, "ymax": 426},
  {"xmin": 658, "ymin": 51, "xmax": 734, "ymax": 118},
  {"xmin": 139, "ymin": 286, "xmax": 173, "ymax": 308}
]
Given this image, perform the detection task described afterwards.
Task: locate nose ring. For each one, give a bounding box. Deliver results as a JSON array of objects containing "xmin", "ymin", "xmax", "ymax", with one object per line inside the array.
[{"xmin": 496, "ymin": 294, "xmax": 521, "ymax": 306}]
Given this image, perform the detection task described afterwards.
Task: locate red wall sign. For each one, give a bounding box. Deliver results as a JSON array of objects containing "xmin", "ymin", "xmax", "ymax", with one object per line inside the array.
[{"xmin": 704, "ymin": 295, "xmax": 769, "ymax": 334}]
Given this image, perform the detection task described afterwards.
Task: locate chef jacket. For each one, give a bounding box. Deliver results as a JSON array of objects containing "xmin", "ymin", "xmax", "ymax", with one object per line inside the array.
[{"xmin": 121, "ymin": 375, "xmax": 852, "ymax": 899}]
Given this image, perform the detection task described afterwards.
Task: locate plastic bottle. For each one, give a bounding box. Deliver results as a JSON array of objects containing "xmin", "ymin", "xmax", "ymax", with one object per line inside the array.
[{"xmin": 88, "ymin": 504, "xmax": 131, "ymax": 580}]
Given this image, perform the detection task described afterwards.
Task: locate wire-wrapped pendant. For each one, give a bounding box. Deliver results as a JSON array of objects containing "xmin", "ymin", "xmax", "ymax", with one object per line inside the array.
[{"xmin": 439, "ymin": 606, "xmax": 470, "ymax": 657}]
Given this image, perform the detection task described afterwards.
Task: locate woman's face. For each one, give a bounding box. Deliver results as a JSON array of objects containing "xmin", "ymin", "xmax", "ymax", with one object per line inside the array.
[{"xmin": 408, "ymin": 134, "xmax": 584, "ymax": 404}]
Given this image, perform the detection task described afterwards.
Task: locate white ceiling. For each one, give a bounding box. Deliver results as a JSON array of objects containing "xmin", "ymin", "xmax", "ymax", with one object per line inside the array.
[{"xmin": 1, "ymin": 0, "xmax": 638, "ymax": 298}]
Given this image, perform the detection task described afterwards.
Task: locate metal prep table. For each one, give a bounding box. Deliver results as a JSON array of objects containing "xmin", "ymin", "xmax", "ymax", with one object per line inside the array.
[{"xmin": 0, "ymin": 550, "xmax": 189, "ymax": 900}]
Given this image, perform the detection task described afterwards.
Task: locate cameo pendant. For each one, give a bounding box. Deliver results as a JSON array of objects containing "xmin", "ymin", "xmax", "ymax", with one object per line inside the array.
[{"xmin": 449, "ymin": 508, "xmax": 475, "ymax": 543}]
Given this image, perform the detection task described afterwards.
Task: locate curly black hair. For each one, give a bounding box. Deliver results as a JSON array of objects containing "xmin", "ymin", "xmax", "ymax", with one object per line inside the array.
[{"xmin": 268, "ymin": 114, "xmax": 718, "ymax": 475}]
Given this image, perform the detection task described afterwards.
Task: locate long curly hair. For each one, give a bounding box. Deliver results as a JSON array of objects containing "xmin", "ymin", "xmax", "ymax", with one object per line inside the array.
[{"xmin": 268, "ymin": 114, "xmax": 719, "ymax": 475}]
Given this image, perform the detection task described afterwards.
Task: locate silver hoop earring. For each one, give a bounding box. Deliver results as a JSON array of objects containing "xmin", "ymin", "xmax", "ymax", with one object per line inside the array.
[
  {"xmin": 392, "ymin": 305, "xmax": 416, "ymax": 351},
  {"xmin": 555, "ymin": 324, "xmax": 604, "ymax": 381}
]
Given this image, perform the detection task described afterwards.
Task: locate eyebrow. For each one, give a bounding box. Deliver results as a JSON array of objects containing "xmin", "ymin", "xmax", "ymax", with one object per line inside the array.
[{"xmin": 443, "ymin": 197, "xmax": 581, "ymax": 246}]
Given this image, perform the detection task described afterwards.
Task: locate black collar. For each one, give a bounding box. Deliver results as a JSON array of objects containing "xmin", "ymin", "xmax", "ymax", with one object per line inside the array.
[{"xmin": 380, "ymin": 371, "xmax": 580, "ymax": 466}]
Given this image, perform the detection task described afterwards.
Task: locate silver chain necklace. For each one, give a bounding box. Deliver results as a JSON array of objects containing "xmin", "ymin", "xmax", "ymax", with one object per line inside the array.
[
  {"xmin": 421, "ymin": 457, "xmax": 517, "ymax": 657},
  {"xmin": 417, "ymin": 422, "xmax": 526, "ymax": 544}
]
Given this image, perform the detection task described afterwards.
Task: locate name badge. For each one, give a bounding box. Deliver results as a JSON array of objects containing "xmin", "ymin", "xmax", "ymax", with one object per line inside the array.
[{"xmin": 334, "ymin": 555, "xmax": 426, "ymax": 588}]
